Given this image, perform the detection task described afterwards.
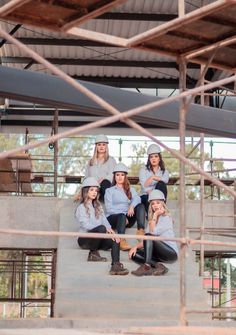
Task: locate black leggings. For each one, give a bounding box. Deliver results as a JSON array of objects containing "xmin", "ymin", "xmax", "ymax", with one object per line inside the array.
[
  {"xmin": 99, "ymin": 179, "xmax": 111, "ymax": 202},
  {"xmin": 78, "ymin": 224, "xmax": 120, "ymax": 263},
  {"xmin": 107, "ymin": 203, "xmax": 146, "ymax": 234},
  {"xmin": 131, "ymin": 233, "xmax": 177, "ymax": 267},
  {"xmin": 141, "ymin": 181, "xmax": 168, "ymax": 213}
]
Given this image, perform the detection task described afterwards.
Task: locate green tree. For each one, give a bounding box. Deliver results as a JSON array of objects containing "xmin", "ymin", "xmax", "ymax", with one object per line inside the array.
[
  {"xmin": 128, "ymin": 142, "xmax": 230, "ymax": 200},
  {"xmin": 0, "ymin": 134, "xmax": 23, "ymax": 152},
  {"xmin": 28, "ymin": 135, "xmax": 93, "ymax": 197},
  {"xmin": 128, "ymin": 142, "xmax": 148, "ymax": 193}
]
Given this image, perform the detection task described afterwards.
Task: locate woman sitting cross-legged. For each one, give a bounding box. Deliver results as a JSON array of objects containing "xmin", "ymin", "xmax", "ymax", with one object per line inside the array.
[
  {"xmin": 129, "ymin": 189, "xmax": 178, "ymax": 276},
  {"xmin": 105, "ymin": 163, "xmax": 146, "ymax": 251},
  {"xmin": 74, "ymin": 177, "xmax": 129, "ymax": 275},
  {"xmin": 139, "ymin": 143, "xmax": 169, "ymax": 213}
]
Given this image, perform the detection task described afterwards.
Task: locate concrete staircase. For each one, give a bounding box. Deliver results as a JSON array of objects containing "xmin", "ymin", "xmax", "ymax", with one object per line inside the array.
[{"xmin": 53, "ymin": 203, "xmax": 210, "ymax": 328}]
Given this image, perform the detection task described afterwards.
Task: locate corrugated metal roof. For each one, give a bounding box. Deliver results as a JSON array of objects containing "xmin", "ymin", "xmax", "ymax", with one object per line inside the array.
[{"xmin": 0, "ymin": 0, "xmax": 230, "ymax": 91}]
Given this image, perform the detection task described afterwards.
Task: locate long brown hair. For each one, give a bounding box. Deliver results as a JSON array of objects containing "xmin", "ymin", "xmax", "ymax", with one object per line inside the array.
[
  {"xmin": 146, "ymin": 153, "xmax": 165, "ymax": 173},
  {"xmin": 112, "ymin": 173, "xmax": 132, "ymax": 200},
  {"xmin": 89, "ymin": 143, "xmax": 109, "ymax": 166},
  {"xmin": 74, "ymin": 186, "xmax": 102, "ymax": 219}
]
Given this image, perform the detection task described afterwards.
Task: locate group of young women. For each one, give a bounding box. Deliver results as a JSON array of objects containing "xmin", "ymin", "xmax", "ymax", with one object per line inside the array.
[{"xmin": 74, "ymin": 134, "xmax": 178, "ymax": 276}]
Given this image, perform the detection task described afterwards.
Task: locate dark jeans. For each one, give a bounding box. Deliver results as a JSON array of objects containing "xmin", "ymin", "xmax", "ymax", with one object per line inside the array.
[
  {"xmin": 131, "ymin": 233, "xmax": 177, "ymax": 266},
  {"xmin": 99, "ymin": 179, "xmax": 111, "ymax": 202},
  {"xmin": 78, "ymin": 224, "xmax": 120, "ymax": 264},
  {"xmin": 141, "ymin": 180, "xmax": 168, "ymax": 213},
  {"xmin": 107, "ymin": 203, "xmax": 146, "ymax": 234}
]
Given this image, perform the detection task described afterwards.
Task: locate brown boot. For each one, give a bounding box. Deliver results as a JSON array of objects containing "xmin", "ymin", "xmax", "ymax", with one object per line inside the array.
[
  {"xmin": 153, "ymin": 263, "xmax": 169, "ymax": 276},
  {"xmin": 136, "ymin": 228, "xmax": 145, "ymax": 241},
  {"xmin": 131, "ymin": 263, "xmax": 153, "ymax": 276},
  {"xmin": 87, "ymin": 250, "xmax": 107, "ymax": 262},
  {"xmin": 109, "ymin": 262, "xmax": 129, "ymax": 275},
  {"xmin": 120, "ymin": 239, "xmax": 132, "ymax": 251}
]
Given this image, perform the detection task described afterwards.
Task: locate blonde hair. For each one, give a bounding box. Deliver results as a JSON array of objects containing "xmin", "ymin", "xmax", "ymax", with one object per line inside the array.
[
  {"xmin": 74, "ymin": 186, "xmax": 102, "ymax": 219},
  {"xmin": 148, "ymin": 200, "xmax": 170, "ymax": 222},
  {"xmin": 89, "ymin": 143, "xmax": 109, "ymax": 166}
]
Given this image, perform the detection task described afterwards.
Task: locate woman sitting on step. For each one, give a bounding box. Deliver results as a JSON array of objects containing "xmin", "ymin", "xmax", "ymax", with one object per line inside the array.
[
  {"xmin": 104, "ymin": 163, "xmax": 146, "ymax": 251},
  {"xmin": 85, "ymin": 134, "xmax": 116, "ymax": 202},
  {"xmin": 129, "ymin": 189, "xmax": 178, "ymax": 276},
  {"xmin": 139, "ymin": 143, "xmax": 169, "ymax": 213},
  {"xmin": 75, "ymin": 177, "xmax": 129, "ymax": 276}
]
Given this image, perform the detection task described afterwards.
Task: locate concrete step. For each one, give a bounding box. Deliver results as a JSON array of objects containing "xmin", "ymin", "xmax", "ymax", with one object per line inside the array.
[
  {"xmin": 54, "ymin": 205, "xmax": 210, "ymax": 325},
  {"xmin": 0, "ymin": 318, "xmax": 236, "ymax": 335}
]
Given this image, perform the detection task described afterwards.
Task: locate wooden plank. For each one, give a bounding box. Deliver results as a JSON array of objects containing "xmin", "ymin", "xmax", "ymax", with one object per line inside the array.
[
  {"xmin": 9, "ymin": 153, "xmax": 32, "ymax": 194},
  {"xmin": 127, "ymin": 0, "xmax": 230, "ymax": 46},
  {"xmin": 61, "ymin": 0, "xmax": 128, "ymax": 31},
  {"xmin": 0, "ymin": 0, "xmax": 128, "ymax": 31},
  {"xmin": 0, "ymin": 0, "xmax": 31, "ymax": 16},
  {"xmin": 0, "ymin": 158, "xmax": 17, "ymax": 192}
]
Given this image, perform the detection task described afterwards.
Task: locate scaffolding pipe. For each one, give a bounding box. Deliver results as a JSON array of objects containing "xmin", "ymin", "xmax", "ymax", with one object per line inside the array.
[
  {"xmin": 178, "ymin": 0, "xmax": 185, "ymax": 17},
  {"xmin": 53, "ymin": 109, "xmax": 58, "ymax": 197},
  {"xmin": 234, "ymin": 181, "xmax": 236, "ymax": 227},
  {"xmin": 178, "ymin": 57, "xmax": 187, "ymax": 326},
  {"xmin": 200, "ymin": 133, "xmax": 205, "ymax": 276},
  {"xmin": 186, "ymin": 139, "xmax": 201, "ymax": 158}
]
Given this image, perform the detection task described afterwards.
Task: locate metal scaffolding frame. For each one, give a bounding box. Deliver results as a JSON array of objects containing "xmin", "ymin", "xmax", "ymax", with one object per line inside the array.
[
  {"xmin": 0, "ymin": 0, "xmax": 236, "ymax": 331},
  {"xmin": 0, "ymin": 248, "xmax": 56, "ymax": 318}
]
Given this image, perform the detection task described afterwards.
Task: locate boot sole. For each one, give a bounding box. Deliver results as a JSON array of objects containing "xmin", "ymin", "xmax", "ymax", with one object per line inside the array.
[
  {"xmin": 153, "ymin": 267, "xmax": 169, "ymax": 276},
  {"xmin": 131, "ymin": 271, "xmax": 153, "ymax": 276},
  {"xmin": 87, "ymin": 258, "xmax": 107, "ymax": 262},
  {"xmin": 109, "ymin": 270, "xmax": 129, "ymax": 275}
]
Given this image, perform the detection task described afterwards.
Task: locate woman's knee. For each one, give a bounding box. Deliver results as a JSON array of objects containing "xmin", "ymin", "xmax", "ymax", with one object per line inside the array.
[
  {"xmin": 100, "ymin": 179, "xmax": 111, "ymax": 189},
  {"xmin": 117, "ymin": 213, "xmax": 126, "ymax": 224},
  {"xmin": 95, "ymin": 225, "xmax": 107, "ymax": 234},
  {"xmin": 135, "ymin": 203, "xmax": 145, "ymax": 214},
  {"xmin": 155, "ymin": 181, "xmax": 167, "ymax": 198}
]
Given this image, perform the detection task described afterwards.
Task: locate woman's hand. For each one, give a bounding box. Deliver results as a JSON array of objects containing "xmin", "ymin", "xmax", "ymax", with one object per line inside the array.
[
  {"xmin": 127, "ymin": 205, "xmax": 134, "ymax": 217},
  {"xmin": 129, "ymin": 246, "xmax": 137, "ymax": 259},
  {"xmin": 145, "ymin": 176, "xmax": 154, "ymax": 186},
  {"xmin": 106, "ymin": 228, "xmax": 120, "ymax": 243},
  {"xmin": 155, "ymin": 203, "xmax": 165, "ymax": 216},
  {"xmin": 145, "ymin": 176, "xmax": 161, "ymax": 187}
]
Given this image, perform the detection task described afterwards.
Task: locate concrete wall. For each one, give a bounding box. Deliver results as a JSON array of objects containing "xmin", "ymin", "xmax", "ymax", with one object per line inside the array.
[
  {"xmin": 169, "ymin": 200, "xmax": 235, "ymax": 251},
  {"xmin": 0, "ymin": 197, "xmax": 234, "ymax": 250},
  {"xmin": 0, "ymin": 196, "xmax": 65, "ymax": 248}
]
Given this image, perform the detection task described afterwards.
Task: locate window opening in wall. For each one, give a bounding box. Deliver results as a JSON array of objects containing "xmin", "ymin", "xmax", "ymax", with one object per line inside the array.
[
  {"xmin": 198, "ymin": 251, "xmax": 236, "ymax": 321},
  {"xmin": 0, "ymin": 248, "xmax": 56, "ymax": 318}
]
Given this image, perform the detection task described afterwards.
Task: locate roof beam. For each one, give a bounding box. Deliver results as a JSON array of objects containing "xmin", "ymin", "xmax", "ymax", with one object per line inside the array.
[
  {"xmin": 1, "ymin": 56, "xmax": 199, "ymax": 69},
  {"xmin": 0, "ymin": 24, "xmax": 21, "ymax": 48},
  {"xmin": 15, "ymin": 37, "xmax": 110, "ymax": 47},
  {"xmin": 71, "ymin": 76, "xmax": 184, "ymax": 89},
  {"xmin": 97, "ymin": 13, "xmax": 177, "ymax": 21}
]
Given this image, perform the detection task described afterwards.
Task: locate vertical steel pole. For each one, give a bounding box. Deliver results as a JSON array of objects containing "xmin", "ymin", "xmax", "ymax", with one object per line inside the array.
[
  {"xmin": 234, "ymin": 181, "xmax": 236, "ymax": 227},
  {"xmin": 200, "ymin": 133, "xmax": 205, "ymax": 276},
  {"xmin": 178, "ymin": 0, "xmax": 185, "ymax": 17},
  {"xmin": 199, "ymin": 65, "xmax": 205, "ymax": 276},
  {"xmin": 53, "ymin": 109, "xmax": 58, "ymax": 197},
  {"xmin": 178, "ymin": 57, "xmax": 187, "ymax": 326},
  {"xmin": 210, "ymin": 140, "xmax": 214, "ymax": 199},
  {"xmin": 118, "ymin": 138, "xmax": 122, "ymax": 162}
]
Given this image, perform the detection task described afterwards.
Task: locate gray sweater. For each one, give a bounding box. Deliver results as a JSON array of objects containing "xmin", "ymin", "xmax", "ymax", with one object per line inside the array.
[
  {"xmin": 85, "ymin": 156, "xmax": 117, "ymax": 183},
  {"xmin": 146, "ymin": 215, "xmax": 178, "ymax": 254},
  {"xmin": 75, "ymin": 202, "xmax": 111, "ymax": 233}
]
